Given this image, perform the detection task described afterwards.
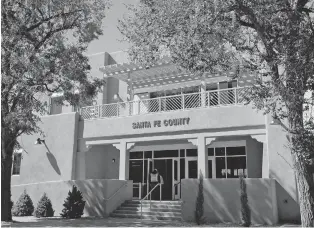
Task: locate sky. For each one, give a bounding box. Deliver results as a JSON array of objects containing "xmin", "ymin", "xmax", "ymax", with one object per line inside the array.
[{"xmin": 86, "ymin": 0, "xmax": 139, "ymax": 55}]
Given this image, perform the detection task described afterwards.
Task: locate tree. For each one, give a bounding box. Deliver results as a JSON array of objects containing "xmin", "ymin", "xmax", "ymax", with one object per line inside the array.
[
  {"xmin": 60, "ymin": 185, "xmax": 85, "ymax": 219},
  {"xmin": 12, "ymin": 190, "xmax": 34, "ymax": 216},
  {"xmin": 119, "ymin": 0, "xmax": 314, "ymax": 226},
  {"xmin": 195, "ymin": 170, "xmax": 205, "ymax": 225},
  {"xmin": 1, "ymin": 0, "xmax": 110, "ymax": 221},
  {"xmin": 240, "ymin": 175, "xmax": 251, "ymax": 227},
  {"xmin": 34, "ymin": 193, "xmax": 54, "ymax": 218}
]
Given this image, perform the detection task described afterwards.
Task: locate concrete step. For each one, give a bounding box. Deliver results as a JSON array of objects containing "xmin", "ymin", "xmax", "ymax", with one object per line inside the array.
[
  {"xmin": 117, "ymin": 206, "xmax": 181, "ymax": 212},
  {"xmin": 113, "ymin": 210, "xmax": 181, "ymax": 217},
  {"xmin": 124, "ymin": 200, "xmax": 182, "ymax": 206},
  {"xmin": 121, "ymin": 203, "xmax": 181, "ymax": 209},
  {"xmin": 110, "ymin": 212, "xmax": 183, "ymax": 221},
  {"xmin": 111, "ymin": 200, "xmax": 183, "ymax": 221}
]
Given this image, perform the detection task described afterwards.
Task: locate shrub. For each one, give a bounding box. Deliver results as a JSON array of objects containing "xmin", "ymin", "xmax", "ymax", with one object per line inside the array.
[
  {"xmin": 60, "ymin": 185, "xmax": 85, "ymax": 219},
  {"xmin": 195, "ymin": 170, "xmax": 205, "ymax": 225},
  {"xmin": 34, "ymin": 193, "xmax": 55, "ymax": 217},
  {"xmin": 240, "ymin": 175, "xmax": 251, "ymax": 227},
  {"xmin": 12, "ymin": 190, "xmax": 34, "ymax": 216}
]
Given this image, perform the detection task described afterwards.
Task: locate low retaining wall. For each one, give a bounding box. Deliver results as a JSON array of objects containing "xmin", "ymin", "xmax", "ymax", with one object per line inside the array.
[
  {"xmin": 181, "ymin": 178, "xmax": 278, "ymax": 225},
  {"xmin": 11, "ymin": 179, "xmax": 133, "ymax": 217}
]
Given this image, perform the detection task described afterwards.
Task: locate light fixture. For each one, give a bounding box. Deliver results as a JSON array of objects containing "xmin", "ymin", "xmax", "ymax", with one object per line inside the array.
[
  {"xmin": 112, "ymin": 159, "xmax": 116, "ymax": 163},
  {"xmin": 34, "ymin": 138, "xmax": 45, "ymax": 145}
]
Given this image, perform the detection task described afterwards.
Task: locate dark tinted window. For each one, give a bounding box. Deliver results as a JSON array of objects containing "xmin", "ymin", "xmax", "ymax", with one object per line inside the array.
[
  {"xmin": 208, "ymin": 148, "xmax": 214, "ymax": 156},
  {"xmin": 130, "ymin": 152, "xmax": 143, "ymax": 159},
  {"xmin": 186, "ymin": 149, "xmax": 197, "ymax": 157},
  {"xmin": 215, "ymin": 147, "xmax": 225, "ymax": 156},
  {"xmin": 154, "ymin": 150, "xmax": 178, "ymax": 158},
  {"xmin": 226, "ymin": 146, "xmax": 246, "ymax": 155}
]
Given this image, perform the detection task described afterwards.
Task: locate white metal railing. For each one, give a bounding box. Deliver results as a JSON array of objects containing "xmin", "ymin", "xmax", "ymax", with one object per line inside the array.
[
  {"xmin": 80, "ymin": 87, "xmax": 251, "ymax": 120},
  {"xmin": 140, "ymin": 183, "xmax": 162, "ymax": 219}
]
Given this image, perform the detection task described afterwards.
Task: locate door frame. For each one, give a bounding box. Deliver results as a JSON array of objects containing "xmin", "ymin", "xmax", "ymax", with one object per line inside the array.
[
  {"xmin": 208, "ymin": 156, "xmax": 216, "ymax": 179},
  {"xmin": 185, "ymin": 157, "xmax": 216, "ymax": 179},
  {"xmin": 172, "ymin": 158, "xmax": 180, "ymax": 200},
  {"xmin": 146, "ymin": 158, "xmax": 153, "ymax": 197}
]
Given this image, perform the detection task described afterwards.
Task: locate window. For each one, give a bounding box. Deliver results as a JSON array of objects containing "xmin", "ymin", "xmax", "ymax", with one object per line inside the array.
[
  {"xmin": 12, "ymin": 153, "xmax": 22, "ymax": 175},
  {"xmin": 208, "ymin": 146, "xmax": 247, "ymax": 178},
  {"xmin": 50, "ymin": 97, "xmax": 62, "ymax": 115}
]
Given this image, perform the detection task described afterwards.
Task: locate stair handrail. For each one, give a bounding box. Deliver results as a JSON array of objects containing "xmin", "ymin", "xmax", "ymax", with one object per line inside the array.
[
  {"xmin": 104, "ymin": 182, "xmax": 128, "ymax": 201},
  {"xmin": 140, "ymin": 183, "xmax": 162, "ymax": 219}
]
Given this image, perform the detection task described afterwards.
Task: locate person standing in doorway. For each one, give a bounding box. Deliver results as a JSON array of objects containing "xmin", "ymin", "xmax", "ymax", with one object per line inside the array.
[{"xmin": 149, "ymin": 169, "xmax": 163, "ymax": 200}]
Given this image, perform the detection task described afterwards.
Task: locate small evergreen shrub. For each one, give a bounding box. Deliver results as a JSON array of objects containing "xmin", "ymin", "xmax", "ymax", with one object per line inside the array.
[
  {"xmin": 60, "ymin": 185, "xmax": 85, "ymax": 219},
  {"xmin": 34, "ymin": 193, "xmax": 55, "ymax": 217},
  {"xmin": 12, "ymin": 190, "xmax": 34, "ymax": 216},
  {"xmin": 240, "ymin": 175, "xmax": 251, "ymax": 227},
  {"xmin": 195, "ymin": 171, "xmax": 205, "ymax": 225}
]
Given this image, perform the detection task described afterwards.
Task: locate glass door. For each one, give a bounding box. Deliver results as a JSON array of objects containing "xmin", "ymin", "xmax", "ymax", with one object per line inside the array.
[
  {"xmin": 172, "ymin": 158, "xmax": 180, "ymax": 200},
  {"xmin": 143, "ymin": 158, "xmax": 153, "ymax": 199},
  {"xmin": 185, "ymin": 157, "xmax": 198, "ymax": 178}
]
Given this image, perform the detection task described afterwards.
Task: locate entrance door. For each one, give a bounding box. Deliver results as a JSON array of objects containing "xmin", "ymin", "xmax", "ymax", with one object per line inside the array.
[
  {"xmin": 154, "ymin": 159, "xmax": 172, "ymax": 200},
  {"xmin": 172, "ymin": 158, "xmax": 180, "ymax": 200},
  {"xmin": 143, "ymin": 158, "xmax": 153, "ymax": 198},
  {"xmin": 186, "ymin": 157, "xmax": 198, "ymax": 178}
]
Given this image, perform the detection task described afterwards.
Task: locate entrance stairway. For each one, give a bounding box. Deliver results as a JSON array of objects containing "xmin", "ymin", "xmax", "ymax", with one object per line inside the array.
[{"xmin": 110, "ymin": 200, "xmax": 182, "ymax": 221}]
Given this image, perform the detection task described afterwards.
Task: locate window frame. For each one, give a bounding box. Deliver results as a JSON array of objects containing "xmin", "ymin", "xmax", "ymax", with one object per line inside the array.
[
  {"xmin": 12, "ymin": 152, "xmax": 22, "ymax": 176},
  {"xmin": 208, "ymin": 145, "xmax": 247, "ymax": 179}
]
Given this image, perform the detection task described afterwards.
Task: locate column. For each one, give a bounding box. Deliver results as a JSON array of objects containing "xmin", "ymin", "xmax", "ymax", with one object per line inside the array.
[
  {"xmin": 118, "ymin": 141, "xmax": 129, "ymax": 180},
  {"xmin": 197, "ymin": 136, "xmax": 208, "ymax": 178}
]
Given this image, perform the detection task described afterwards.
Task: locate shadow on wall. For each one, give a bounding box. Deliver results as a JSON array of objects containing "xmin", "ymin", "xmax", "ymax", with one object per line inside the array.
[
  {"xmin": 44, "ymin": 143, "xmax": 61, "ymax": 175},
  {"xmin": 73, "ymin": 180, "xmax": 107, "ymax": 217},
  {"xmin": 182, "ymin": 178, "xmax": 278, "ymax": 225},
  {"xmin": 70, "ymin": 179, "xmax": 132, "ymax": 217},
  {"xmin": 11, "ymin": 179, "xmax": 132, "ymax": 218},
  {"xmin": 270, "ymin": 172, "xmax": 301, "ymax": 224}
]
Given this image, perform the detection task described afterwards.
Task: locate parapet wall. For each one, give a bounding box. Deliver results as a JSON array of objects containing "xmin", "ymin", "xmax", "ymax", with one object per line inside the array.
[
  {"xmin": 11, "ymin": 179, "xmax": 133, "ymax": 217},
  {"xmin": 181, "ymin": 178, "xmax": 278, "ymax": 225}
]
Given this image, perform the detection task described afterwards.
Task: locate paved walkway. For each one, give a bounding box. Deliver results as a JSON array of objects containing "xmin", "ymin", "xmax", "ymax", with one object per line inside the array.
[{"xmin": 1, "ymin": 216, "xmax": 300, "ymax": 227}]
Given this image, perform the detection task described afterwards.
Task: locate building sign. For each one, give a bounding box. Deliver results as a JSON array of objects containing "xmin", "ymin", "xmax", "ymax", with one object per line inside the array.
[{"xmin": 132, "ymin": 117, "xmax": 190, "ymax": 129}]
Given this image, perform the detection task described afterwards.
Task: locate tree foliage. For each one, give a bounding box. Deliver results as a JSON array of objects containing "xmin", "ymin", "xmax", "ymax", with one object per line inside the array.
[
  {"xmin": 34, "ymin": 193, "xmax": 54, "ymax": 218},
  {"xmin": 1, "ymin": 0, "xmax": 110, "ymax": 221},
  {"xmin": 195, "ymin": 171, "xmax": 205, "ymax": 225},
  {"xmin": 119, "ymin": 0, "xmax": 314, "ymax": 226},
  {"xmin": 12, "ymin": 190, "xmax": 34, "ymax": 216},
  {"xmin": 240, "ymin": 175, "xmax": 251, "ymax": 227},
  {"xmin": 60, "ymin": 185, "xmax": 85, "ymax": 219}
]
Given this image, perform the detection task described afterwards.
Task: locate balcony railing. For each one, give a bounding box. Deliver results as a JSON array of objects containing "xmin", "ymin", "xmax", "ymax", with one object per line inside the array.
[{"xmin": 80, "ymin": 87, "xmax": 251, "ymax": 120}]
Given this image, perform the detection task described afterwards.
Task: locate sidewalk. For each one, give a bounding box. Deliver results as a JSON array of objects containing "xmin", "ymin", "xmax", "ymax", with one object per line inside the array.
[{"xmin": 1, "ymin": 216, "xmax": 300, "ymax": 227}]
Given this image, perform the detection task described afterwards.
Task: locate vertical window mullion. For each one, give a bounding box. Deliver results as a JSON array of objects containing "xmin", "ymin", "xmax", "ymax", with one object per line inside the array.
[{"xmin": 225, "ymin": 147, "xmax": 227, "ymax": 179}]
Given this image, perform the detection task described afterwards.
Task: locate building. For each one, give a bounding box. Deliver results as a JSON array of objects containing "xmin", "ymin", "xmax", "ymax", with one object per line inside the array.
[{"xmin": 11, "ymin": 51, "xmax": 301, "ymax": 224}]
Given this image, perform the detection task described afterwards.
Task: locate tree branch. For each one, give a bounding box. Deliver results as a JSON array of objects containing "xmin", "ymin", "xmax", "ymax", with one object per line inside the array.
[
  {"xmin": 296, "ymin": 0, "xmax": 309, "ymax": 11},
  {"xmin": 26, "ymin": 9, "xmax": 82, "ymax": 32}
]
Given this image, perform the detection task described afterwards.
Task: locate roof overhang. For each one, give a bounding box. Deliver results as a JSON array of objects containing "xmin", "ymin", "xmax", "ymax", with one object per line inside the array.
[{"xmin": 99, "ymin": 56, "xmax": 249, "ymax": 92}]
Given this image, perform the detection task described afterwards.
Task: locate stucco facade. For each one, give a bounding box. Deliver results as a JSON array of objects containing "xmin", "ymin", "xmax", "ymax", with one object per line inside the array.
[{"xmin": 11, "ymin": 51, "xmax": 301, "ymax": 224}]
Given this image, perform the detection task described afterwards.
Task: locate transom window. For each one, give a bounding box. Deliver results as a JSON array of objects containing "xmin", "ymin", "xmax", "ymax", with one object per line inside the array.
[{"xmin": 208, "ymin": 146, "xmax": 246, "ymax": 178}]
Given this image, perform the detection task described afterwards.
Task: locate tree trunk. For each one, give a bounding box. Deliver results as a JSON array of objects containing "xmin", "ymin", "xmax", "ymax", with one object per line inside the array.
[
  {"xmin": 293, "ymin": 155, "xmax": 314, "ymax": 227},
  {"xmin": 287, "ymin": 103, "xmax": 314, "ymax": 227},
  {"xmin": 1, "ymin": 137, "xmax": 14, "ymax": 221}
]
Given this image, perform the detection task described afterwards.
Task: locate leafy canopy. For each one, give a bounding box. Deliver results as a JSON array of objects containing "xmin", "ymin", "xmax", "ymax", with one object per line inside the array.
[
  {"xmin": 119, "ymin": 0, "xmax": 313, "ymax": 122},
  {"xmin": 119, "ymin": 0, "xmax": 314, "ymax": 161},
  {"xmin": 1, "ymin": 0, "xmax": 110, "ymax": 148}
]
